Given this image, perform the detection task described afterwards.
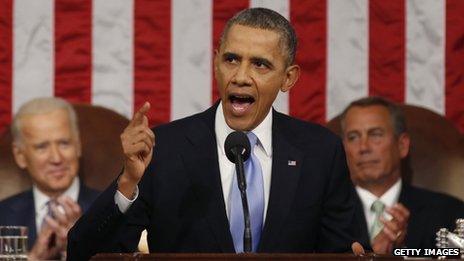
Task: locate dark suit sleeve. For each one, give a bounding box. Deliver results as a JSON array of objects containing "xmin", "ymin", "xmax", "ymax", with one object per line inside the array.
[
  {"xmin": 315, "ymin": 138, "xmax": 356, "ymax": 252},
  {"xmin": 67, "ymin": 171, "xmax": 153, "ymax": 261}
]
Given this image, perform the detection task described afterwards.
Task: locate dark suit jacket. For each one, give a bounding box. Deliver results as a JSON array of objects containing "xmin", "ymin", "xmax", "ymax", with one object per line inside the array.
[
  {"xmin": 354, "ymin": 183, "xmax": 464, "ymax": 250},
  {"xmin": 0, "ymin": 183, "xmax": 99, "ymax": 249},
  {"xmin": 68, "ymin": 104, "xmax": 356, "ymax": 260}
]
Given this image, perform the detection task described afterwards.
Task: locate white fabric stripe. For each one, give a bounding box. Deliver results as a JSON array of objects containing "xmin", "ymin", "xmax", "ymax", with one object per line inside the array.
[
  {"xmin": 171, "ymin": 0, "xmax": 212, "ymax": 121},
  {"xmin": 406, "ymin": 0, "xmax": 445, "ymax": 115},
  {"xmin": 13, "ymin": 0, "xmax": 54, "ymax": 113},
  {"xmin": 92, "ymin": 0, "xmax": 134, "ymax": 119},
  {"xmin": 250, "ymin": 0, "xmax": 289, "ymax": 115},
  {"xmin": 326, "ymin": 0, "xmax": 369, "ymax": 121}
]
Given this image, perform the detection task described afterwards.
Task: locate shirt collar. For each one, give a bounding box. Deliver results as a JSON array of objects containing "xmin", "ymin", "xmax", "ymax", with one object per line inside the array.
[
  {"xmin": 33, "ymin": 177, "xmax": 80, "ymax": 211},
  {"xmin": 356, "ymin": 179, "xmax": 402, "ymax": 210},
  {"xmin": 215, "ymin": 101, "xmax": 273, "ymax": 157}
]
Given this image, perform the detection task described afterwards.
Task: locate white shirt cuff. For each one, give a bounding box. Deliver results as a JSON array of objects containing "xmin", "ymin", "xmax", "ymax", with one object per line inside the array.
[{"xmin": 114, "ymin": 186, "xmax": 139, "ymax": 213}]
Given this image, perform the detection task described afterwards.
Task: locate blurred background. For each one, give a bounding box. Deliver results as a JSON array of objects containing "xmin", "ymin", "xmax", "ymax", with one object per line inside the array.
[{"xmin": 0, "ymin": 0, "xmax": 463, "ymax": 132}]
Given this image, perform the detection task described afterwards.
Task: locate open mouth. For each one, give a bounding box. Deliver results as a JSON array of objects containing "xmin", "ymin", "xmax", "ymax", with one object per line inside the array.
[{"xmin": 228, "ymin": 94, "xmax": 255, "ymax": 115}]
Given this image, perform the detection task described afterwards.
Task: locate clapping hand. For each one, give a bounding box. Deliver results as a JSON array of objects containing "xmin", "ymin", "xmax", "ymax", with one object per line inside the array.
[
  {"xmin": 372, "ymin": 203, "xmax": 410, "ymax": 254},
  {"xmin": 29, "ymin": 196, "xmax": 82, "ymax": 260}
]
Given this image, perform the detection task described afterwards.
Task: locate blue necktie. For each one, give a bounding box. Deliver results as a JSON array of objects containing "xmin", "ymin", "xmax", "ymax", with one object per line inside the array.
[{"xmin": 229, "ymin": 132, "xmax": 264, "ymax": 253}]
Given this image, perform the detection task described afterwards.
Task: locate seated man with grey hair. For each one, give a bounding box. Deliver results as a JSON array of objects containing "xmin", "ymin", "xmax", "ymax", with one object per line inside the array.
[
  {"xmin": 0, "ymin": 97, "xmax": 99, "ymax": 260},
  {"xmin": 340, "ymin": 96, "xmax": 464, "ymax": 253}
]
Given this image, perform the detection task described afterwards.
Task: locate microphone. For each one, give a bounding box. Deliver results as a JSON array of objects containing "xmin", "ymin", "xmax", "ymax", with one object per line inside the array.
[{"xmin": 224, "ymin": 131, "xmax": 252, "ymax": 253}]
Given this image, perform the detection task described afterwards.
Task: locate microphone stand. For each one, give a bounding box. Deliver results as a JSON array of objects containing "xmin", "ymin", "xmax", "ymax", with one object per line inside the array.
[{"xmin": 232, "ymin": 147, "xmax": 252, "ymax": 253}]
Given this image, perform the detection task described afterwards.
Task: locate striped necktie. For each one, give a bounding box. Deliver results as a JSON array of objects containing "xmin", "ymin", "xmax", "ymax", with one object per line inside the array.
[{"xmin": 41, "ymin": 199, "xmax": 57, "ymax": 229}]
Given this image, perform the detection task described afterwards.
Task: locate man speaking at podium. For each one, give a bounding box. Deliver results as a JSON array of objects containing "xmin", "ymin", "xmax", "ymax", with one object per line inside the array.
[{"xmin": 68, "ymin": 8, "xmax": 355, "ymax": 259}]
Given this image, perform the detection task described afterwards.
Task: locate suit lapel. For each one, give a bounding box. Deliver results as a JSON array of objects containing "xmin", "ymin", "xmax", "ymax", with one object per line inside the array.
[
  {"xmin": 77, "ymin": 184, "xmax": 98, "ymax": 212},
  {"xmin": 398, "ymin": 184, "xmax": 425, "ymax": 213},
  {"xmin": 398, "ymin": 185, "xmax": 426, "ymax": 247},
  {"xmin": 353, "ymin": 193, "xmax": 371, "ymax": 249},
  {"xmin": 259, "ymin": 112, "xmax": 303, "ymax": 252},
  {"xmin": 27, "ymin": 195, "xmax": 37, "ymax": 248},
  {"xmin": 183, "ymin": 104, "xmax": 235, "ymax": 252}
]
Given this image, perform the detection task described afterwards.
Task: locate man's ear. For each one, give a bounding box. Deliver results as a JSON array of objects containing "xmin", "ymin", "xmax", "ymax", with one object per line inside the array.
[
  {"xmin": 12, "ymin": 142, "xmax": 27, "ymax": 169},
  {"xmin": 398, "ymin": 133, "xmax": 410, "ymax": 159},
  {"xmin": 213, "ymin": 49, "xmax": 220, "ymax": 78},
  {"xmin": 280, "ymin": 64, "xmax": 300, "ymax": 92}
]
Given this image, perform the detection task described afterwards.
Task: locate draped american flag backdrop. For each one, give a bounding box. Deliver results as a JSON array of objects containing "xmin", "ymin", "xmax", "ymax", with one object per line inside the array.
[{"xmin": 1, "ymin": 0, "xmax": 464, "ymax": 134}]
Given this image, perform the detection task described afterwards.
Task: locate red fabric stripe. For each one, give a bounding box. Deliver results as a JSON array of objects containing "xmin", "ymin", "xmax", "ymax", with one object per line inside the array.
[
  {"xmin": 445, "ymin": 0, "xmax": 464, "ymax": 133},
  {"xmin": 134, "ymin": 0, "xmax": 171, "ymax": 127},
  {"xmin": 211, "ymin": 0, "xmax": 249, "ymax": 104},
  {"xmin": 290, "ymin": 0, "xmax": 327, "ymax": 124},
  {"xmin": 54, "ymin": 0, "xmax": 92, "ymax": 103},
  {"xmin": 368, "ymin": 0, "xmax": 405, "ymax": 102},
  {"xmin": 0, "ymin": 0, "xmax": 12, "ymax": 135}
]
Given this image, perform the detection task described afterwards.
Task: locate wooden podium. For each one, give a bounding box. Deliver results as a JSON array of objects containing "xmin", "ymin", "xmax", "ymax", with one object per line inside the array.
[{"xmin": 91, "ymin": 253, "xmax": 403, "ymax": 261}]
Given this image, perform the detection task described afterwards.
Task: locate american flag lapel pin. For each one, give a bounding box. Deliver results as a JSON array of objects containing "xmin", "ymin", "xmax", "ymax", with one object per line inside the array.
[{"xmin": 288, "ymin": 160, "xmax": 297, "ymax": 166}]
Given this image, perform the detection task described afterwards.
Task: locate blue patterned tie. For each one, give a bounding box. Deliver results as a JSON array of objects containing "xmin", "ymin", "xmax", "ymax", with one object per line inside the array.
[
  {"xmin": 41, "ymin": 199, "xmax": 56, "ymax": 229},
  {"xmin": 229, "ymin": 132, "xmax": 264, "ymax": 253}
]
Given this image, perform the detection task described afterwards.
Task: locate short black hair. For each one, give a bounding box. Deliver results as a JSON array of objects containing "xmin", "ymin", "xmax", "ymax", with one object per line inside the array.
[{"xmin": 220, "ymin": 7, "xmax": 297, "ymax": 66}]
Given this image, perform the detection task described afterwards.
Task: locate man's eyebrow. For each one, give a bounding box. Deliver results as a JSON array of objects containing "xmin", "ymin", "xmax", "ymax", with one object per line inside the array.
[
  {"xmin": 250, "ymin": 57, "xmax": 274, "ymax": 69},
  {"xmin": 33, "ymin": 141, "xmax": 49, "ymax": 147},
  {"xmin": 222, "ymin": 52, "xmax": 240, "ymax": 60},
  {"xmin": 346, "ymin": 130, "xmax": 360, "ymax": 136},
  {"xmin": 367, "ymin": 127, "xmax": 384, "ymax": 133}
]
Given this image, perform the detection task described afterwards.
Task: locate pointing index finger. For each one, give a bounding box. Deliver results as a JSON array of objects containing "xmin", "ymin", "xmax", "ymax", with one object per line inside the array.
[{"xmin": 131, "ymin": 102, "xmax": 150, "ymax": 127}]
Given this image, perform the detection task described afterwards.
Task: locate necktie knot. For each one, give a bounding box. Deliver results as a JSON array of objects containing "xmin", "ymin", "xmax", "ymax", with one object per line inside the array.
[
  {"xmin": 371, "ymin": 200, "xmax": 385, "ymax": 214},
  {"xmin": 246, "ymin": 132, "xmax": 258, "ymax": 147}
]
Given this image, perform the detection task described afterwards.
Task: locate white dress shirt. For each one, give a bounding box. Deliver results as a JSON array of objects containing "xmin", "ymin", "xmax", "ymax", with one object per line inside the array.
[
  {"xmin": 215, "ymin": 102, "xmax": 272, "ymax": 222},
  {"xmin": 116, "ymin": 102, "xmax": 274, "ymax": 223},
  {"xmin": 356, "ymin": 179, "xmax": 402, "ymax": 231},
  {"xmin": 33, "ymin": 177, "xmax": 80, "ymax": 233}
]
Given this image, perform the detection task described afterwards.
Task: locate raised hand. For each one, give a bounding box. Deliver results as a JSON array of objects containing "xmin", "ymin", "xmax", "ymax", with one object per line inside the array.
[
  {"xmin": 372, "ymin": 203, "xmax": 410, "ymax": 254},
  {"xmin": 119, "ymin": 102, "xmax": 155, "ymax": 198},
  {"xmin": 29, "ymin": 196, "xmax": 82, "ymax": 260},
  {"xmin": 29, "ymin": 225, "xmax": 61, "ymax": 260}
]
